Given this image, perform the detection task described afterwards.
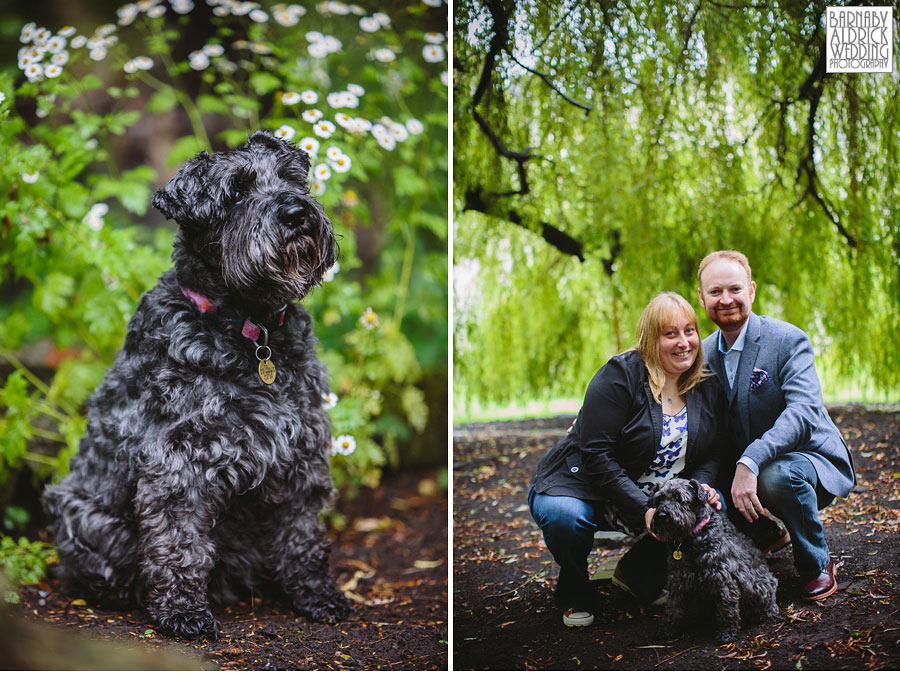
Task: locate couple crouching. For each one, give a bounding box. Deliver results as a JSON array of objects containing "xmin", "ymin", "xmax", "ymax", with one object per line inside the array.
[{"xmin": 529, "ymin": 250, "xmax": 855, "ymax": 627}]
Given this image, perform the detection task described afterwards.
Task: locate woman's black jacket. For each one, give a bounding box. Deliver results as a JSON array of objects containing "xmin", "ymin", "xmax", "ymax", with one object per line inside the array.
[{"xmin": 532, "ymin": 349, "xmax": 728, "ymax": 531}]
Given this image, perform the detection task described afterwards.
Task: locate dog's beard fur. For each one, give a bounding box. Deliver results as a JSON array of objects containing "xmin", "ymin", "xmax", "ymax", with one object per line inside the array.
[
  {"xmin": 648, "ymin": 478, "xmax": 712, "ymax": 542},
  {"xmin": 218, "ymin": 195, "xmax": 335, "ymax": 307}
]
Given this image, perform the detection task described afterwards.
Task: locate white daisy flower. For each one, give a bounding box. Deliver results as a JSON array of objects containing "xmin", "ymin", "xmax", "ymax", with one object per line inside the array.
[
  {"xmin": 45, "ymin": 36, "xmax": 67, "ymax": 53},
  {"xmin": 360, "ymin": 307, "xmax": 379, "ymax": 329},
  {"xmin": 423, "ymin": 45, "xmax": 444, "ymax": 62},
  {"xmin": 330, "ymin": 154, "xmax": 351, "ymax": 173},
  {"xmin": 359, "ymin": 16, "xmax": 379, "ymax": 32},
  {"xmin": 24, "ymin": 63, "xmax": 43, "ymax": 81},
  {"xmin": 406, "ymin": 118, "xmax": 424, "ymax": 134},
  {"xmin": 322, "ymin": 261, "xmax": 340, "ymax": 282},
  {"xmin": 274, "ymin": 124, "xmax": 296, "ymax": 140},
  {"xmin": 441, "ymin": 70, "xmax": 449, "ymax": 86},
  {"xmin": 82, "ymin": 202, "xmax": 108, "ymax": 230},
  {"xmin": 323, "ymin": 36, "xmax": 341, "ymax": 52},
  {"xmin": 51, "ymin": 51, "xmax": 70, "ymax": 66},
  {"xmin": 250, "ymin": 42, "xmax": 271, "ymax": 54},
  {"xmin": 390, "ymin": 124, "xmax": 409, "ymax": 142},
  {"xmin": 372, "ymin": 48, "xmax": 395, "ymax": 63},
  {"xmin": 350, "ymin": 118, "xmax": 371, "ymax": 133},
  {"xmin": 331, "ymin": 435, "xmax": 356, "ymax": 456},
  {"xmin": 335, "ymin": 113, "xmax": 354, "ymax": 128},
  {"xmin": 202, "ymin": 43, "xmax": 225, "ymax": 57},
  {"xmin": 124, "ymin": 59, "xmax": 139, "ymax": 74},
  {"xmin": 306, "ymin": 31, "xmax": 324, "ymax": 42},
  {"xmin": 373, "ymin": 11, "xmax": 390, "ymax": 26},
  {"xmin": 213, "ymin": 6, "xmax": 230, "ymax": 16},
  {"xmin": 86, "ymin": 37, "xmax": 104, "ymax": 50},
  {"xmin": 134, "ymin": 56, "xmax": 153, "ymax": 70},
  {"xmin": 171, "ymin": 0, "xmax": 195, "ymax": 13},
  {"xmin": 70, "ymin": 35, "xmax": 87, "ymax": 49},
  {"xmin": 147, "ymin": 4, "xmax": 166, "ymax": 17},
  {"xmin": 313, "ymin": 120, "xmax": 336, "ymax": 137},
  {"xmin": 328, "ymin": 1, "xmax": 350, "ymax": 14},
  {"xmin": 298, "ymin": 137, "xmax": 320, "ymax": 155},
  {"xmin": 341, "ymin": 91, "xmax": 359, "ymax": 108},
  {"xmin": 347, "ymin": 83, "xmax": 364, "ymax": 97},
  {"xmin": 314, "ymin": 163, "xmax": 332, "ymax": 181},
  {"xmin": 89, "ymin": 47, "xmax": 107, "ymax": 61},
  {"xmin": 376, "ymin": 135, "xmax": 396, "ymax": 150},
  {"xmin": 33, "ymin": 28, "xmax": 51, "ymax": 44},
  {"xmin": 274, "ymin": 8, "xmax": 299, "ymax": 25},
  {"xmin": 300, "ymin": 90, "xmax": 318, "ymax": 104},
  {"xmin": 281, "ymin": 91, "xmax": 301, "ymax": 105},
  {"xmin": 322, "ymin": 391, "xmax": 338, "ymax": 407},
  {"xmin": 117, "ymin": 4, "xmax": 139, "ymax": 24},
  {"xmin": 371, "ymin": 123, "xmax": 389, "ymax": 138},
  {"xmin": 302, "ymin": 108, "xmax": 324, "ymax": 123},
  {"xmin": 20, "ymin": 23, "xmax": 36, "ymax": 43},
  {"xmin": 189, "ymin": 51, "xmax": 210, "ymax": 70},
  {"xmin": 308, "ymin": 41, "xmax": 329, "ymax": 58},
  {"xmin": 249, "ymin": 8, "xmax": 268, "ymax": 22},
  {"xmin": 58, "ymin": 26, "xmax": 76, "ymax": 37},
  {"xmin": 22, "ymin": 171, "xmax": 40, "ymax": 183},
  {"xmin": 423, "ymin": 0, "xmax": 442, "ymax": 6},
  {"xmin": 0, "ymin": 93, "xmax": 6, "ymax": 104},
  {"xmin": 424, "ymin": 31, "xmax": 445, "ymax": 44},
  {"xmin": 310, "ymin": 179, "xmax": 325, "ymax": 195},
  {"xmin": 326, "ymin": 146, "xmax": 342, "ymax": 161}
]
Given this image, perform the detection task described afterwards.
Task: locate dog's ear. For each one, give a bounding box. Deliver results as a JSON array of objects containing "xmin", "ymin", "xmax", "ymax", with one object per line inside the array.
[
  {"xmin": 152, "ymin": 151, "xmax": 212, "ymax": 224},
  {"xmin": 646, "ymin": 483, "xmax": 662, "ymax": 508},
  {"xmin": 688, "ymin": 479, "xmax": 707, "ymax": 505},
  {"xmin": 246, "ymin": 131, "xmax": 311, "ymax": 185}
]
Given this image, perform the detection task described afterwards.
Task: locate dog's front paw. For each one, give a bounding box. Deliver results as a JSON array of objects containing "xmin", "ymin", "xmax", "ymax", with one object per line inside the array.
[
  {"xmin": 157, "ymin": 609, "xmax": 221, "ymax": 640},
  {"xmin": 714, "ymin": 627, "xmax": 738, "ymax": 644},
  {"xmin": 298, "ymin": 589, "xmax": 354, "ymax": 624}
]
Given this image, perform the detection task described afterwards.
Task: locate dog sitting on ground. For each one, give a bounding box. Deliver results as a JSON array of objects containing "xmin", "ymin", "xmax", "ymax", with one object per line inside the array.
[
  {"xmin": 648, "ymin": 478, "xmax": 778, "ymax": 643},
  {"xmin": 43, "ymin": 132, "xmax": 352, "ymax": 640}
]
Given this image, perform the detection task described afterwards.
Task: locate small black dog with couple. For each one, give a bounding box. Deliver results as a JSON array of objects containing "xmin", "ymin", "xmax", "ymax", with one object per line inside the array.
[
  {"xmin": 43, "ymin": 132, "xmax": 352, "ymax": 640},
  {"xmin": 530, "ymin": 250, "xmax": 855, "ymax": 641}
]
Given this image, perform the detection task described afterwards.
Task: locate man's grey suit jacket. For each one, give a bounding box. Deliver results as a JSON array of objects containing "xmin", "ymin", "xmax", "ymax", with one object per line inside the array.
[{"xmin": 702, "ymin": 312, "xmax": 855, "ymax": 499}]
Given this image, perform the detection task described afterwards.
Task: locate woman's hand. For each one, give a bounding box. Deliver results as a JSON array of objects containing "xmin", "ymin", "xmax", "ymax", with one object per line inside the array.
[
  {"xmin": 700, "ymin": 483, "xmax": 722, "ymax": 511},
  {"xmin": 645, "ymin": 507, "xmax": 661, "ymax": 540}
]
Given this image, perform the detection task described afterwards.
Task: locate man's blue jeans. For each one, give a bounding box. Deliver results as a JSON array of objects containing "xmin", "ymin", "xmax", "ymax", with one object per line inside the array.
[
  {"xmin": 527, "ymin": 486, "xmax": 667, "ymax": 611},
  {"xmin": 727, "ymin": 453, "xmax": 834, "ymax": 580}
]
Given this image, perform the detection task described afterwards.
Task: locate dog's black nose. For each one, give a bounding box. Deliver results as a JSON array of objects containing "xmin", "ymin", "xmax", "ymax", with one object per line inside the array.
[{"xmin": 282, "ymin": 202, "xmax": 308, "ymax": 229}]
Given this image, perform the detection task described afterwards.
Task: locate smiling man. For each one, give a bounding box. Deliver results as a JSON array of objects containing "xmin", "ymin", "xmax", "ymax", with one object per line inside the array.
[{"xmin": 697, "ymin": 250, "xmax": 855, "ymax": 602}]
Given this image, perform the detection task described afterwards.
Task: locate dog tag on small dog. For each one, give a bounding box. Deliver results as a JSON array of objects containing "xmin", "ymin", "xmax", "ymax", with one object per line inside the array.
[
  {"xmin": 672, "ymin": 549, "xmax": 683, "ymax": 561},
  {"xmin": 258, "ymin": 359, "xmax": 277, "ymax": 384}
]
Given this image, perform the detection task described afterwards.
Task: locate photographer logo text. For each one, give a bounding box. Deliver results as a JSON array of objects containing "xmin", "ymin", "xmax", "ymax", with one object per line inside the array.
[{"xmin": 826, "ymin": 6, "xmax": 893, "ymax": 73}]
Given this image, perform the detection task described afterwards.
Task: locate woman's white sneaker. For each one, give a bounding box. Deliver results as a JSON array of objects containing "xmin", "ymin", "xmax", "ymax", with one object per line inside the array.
[{"xmin": 562, "ymin": 608, "xmax": 594, "ymax": 627}]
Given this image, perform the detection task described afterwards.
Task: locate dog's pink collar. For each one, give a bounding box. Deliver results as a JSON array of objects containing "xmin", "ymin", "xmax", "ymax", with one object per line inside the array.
[
  {"xmin": 181, "ymin": 287, "xmax": 287, "ymax": 341},
  {"xmin": 691, "ymin": 515, "xmax": 711, "ymax": 536}
]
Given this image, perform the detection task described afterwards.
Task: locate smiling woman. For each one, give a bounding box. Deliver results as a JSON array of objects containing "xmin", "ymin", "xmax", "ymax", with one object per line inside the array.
[{"xmin": 527, "ymin": 292, "xmax": 727, "ymax": 627}]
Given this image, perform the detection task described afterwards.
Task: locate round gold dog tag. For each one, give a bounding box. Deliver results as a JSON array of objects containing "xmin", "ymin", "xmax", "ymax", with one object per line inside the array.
[
  {"xmin": 672, "ymin": 550, "xmax": 683, "ymax": 561},
  {"xmin": 258, "ymin": 359, "xmax": 276, "ymax": 384}
]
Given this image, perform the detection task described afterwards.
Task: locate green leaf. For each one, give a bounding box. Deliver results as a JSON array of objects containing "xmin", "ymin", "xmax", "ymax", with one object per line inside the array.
[
  {"xmin": 147, "ymin": 87, "xmax": 178, "ymax": 114},
  {"xmin": 167, "ymin": 136, "xmax": 207, "ymax": 166},
  {"xmin": 249, "ymin": 72, "xmax": 281, "ymax": 96}
]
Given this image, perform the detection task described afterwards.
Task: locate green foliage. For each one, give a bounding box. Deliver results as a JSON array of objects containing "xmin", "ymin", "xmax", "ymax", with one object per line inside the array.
[
  {"xmin": 1, "ymin": 1, "xmax": 448, "ymax": 519},
  {"xmin": 0, "ymin": 536, "xmax": 56, "ymax": 595},
  {"xmin": 454, "ymin": 1, "xmax": 900, "ymax": 408}
]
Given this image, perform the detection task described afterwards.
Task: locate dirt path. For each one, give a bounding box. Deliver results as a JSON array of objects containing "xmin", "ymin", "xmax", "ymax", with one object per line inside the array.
[
  {"xmin": 453, "ymin": 407, "xmax": 900, "ymax": 670},
  {"xmin": 11, "ymin": 469, "xmax": 448, "ymax": 670}
]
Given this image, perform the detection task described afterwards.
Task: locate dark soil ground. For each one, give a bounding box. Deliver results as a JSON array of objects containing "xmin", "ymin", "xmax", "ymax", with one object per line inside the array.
[
  {"xmin": 9, "ymin": 468, "xmax": 448, "ymax": 670},
  {"xmin": 453, "ymin": 406, "xmax": 900, "ymax": 670}
]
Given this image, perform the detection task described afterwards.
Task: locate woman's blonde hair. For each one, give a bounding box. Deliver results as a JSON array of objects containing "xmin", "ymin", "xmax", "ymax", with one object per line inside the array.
[{"xmin": 633, "ymin": 292, "xmax": 709, "ymax": 401}]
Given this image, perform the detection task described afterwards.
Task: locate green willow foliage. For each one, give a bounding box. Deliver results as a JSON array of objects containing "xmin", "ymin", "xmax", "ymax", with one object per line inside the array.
[
  {"xmin": 454, "ymin": 0, "xmax": 899, "ymax": 408},
  {"xmin": 0, "ymin": 0, "xmax": 448, "ymax": 508}
]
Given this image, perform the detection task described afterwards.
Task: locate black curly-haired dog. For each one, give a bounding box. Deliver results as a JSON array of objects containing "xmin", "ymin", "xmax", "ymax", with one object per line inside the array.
[
  {"xmin": 43, "ymin": 132, "xmax": 352, "ymax": 640},
  {"xmin": 648, "ymin": 478, "xmax": 778, "ymax": 643}
]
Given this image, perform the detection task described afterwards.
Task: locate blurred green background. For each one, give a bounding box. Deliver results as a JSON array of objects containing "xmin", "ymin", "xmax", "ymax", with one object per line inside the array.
[{"xmin": 454, "ymin": 1, "xmax": 899, "ymax": 420}]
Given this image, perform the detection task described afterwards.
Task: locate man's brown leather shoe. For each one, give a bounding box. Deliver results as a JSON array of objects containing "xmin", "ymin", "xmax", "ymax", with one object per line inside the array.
[{"xmin": 801, "ymin": 557, "xmax": 837, "ymax": 602}]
